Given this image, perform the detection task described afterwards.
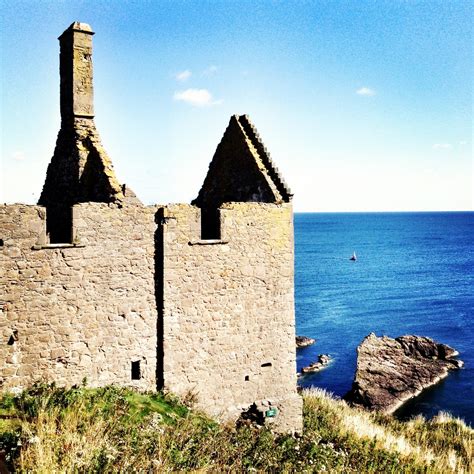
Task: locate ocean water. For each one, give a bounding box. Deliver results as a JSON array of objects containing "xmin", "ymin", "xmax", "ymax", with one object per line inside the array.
[{"xmin": 294, "ymin": 212, "xmax": 474, "ymax": 425}]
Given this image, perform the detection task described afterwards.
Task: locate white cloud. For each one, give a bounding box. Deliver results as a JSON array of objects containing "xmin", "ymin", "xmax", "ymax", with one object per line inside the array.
[
  {"xmin": 202, "ymin": 65, "xmax": 218, "ymax": 76},
  {"xmin": 356, "ymin": 87, "xmax": 376, "ymax": 96},
  {"xmin": 173, "ymin": 88, "xmax": 222, "ymax": 107},
  {"xmin": 175, "ymin": 70, "xmax": 191, "ymax": 82},
  {"xmin": 12, "ymin": 151, "xmax": 25, "ymax": 161},
  {"xmin": 432, "ymin": 143, "xmax": 452, "ymax": 149},
  {"xmin": 459, "ymin": 141, "xmax": 467, "ymax": 146}
]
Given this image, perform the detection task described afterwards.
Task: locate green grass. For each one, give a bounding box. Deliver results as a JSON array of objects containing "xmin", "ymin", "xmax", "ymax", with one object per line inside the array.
[
  {"xmin": 123, "ymin": 390, "xmax": 189, "ymax": 424},
  {"xmin": 0, "ymin": 384, "xmax": 472, "ymax": 473}
]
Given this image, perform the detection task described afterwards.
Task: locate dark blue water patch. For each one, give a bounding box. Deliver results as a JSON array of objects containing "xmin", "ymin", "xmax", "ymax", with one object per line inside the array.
[{"xmin": 295, "ymin": 212, "xmax": 474, "ymax": 426}]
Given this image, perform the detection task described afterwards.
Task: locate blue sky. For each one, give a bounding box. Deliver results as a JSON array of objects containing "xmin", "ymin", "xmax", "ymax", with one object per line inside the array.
[{"xmin": 1, "ymin": 0, "xmax": 472, "ymax": 211}]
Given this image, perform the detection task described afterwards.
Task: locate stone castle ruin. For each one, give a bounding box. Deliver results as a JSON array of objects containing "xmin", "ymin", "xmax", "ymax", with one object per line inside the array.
[{"xmin": 0, "ymin": 23, "xmax": 302, "ymax": 432}]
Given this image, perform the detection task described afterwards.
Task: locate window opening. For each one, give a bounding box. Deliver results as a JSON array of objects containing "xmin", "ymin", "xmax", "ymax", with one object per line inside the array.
[
  {"xmin": 131, "ymin": 360, "xmax": 141, "ymax": 380},
  {"xmin": 261, "ymin": 362, "xmax": 272, "ymax": 368},
  {"xmin": 200, "ymin": 207, "xmax": 221, "ymax": 240},
  {"xmin": 7, "ymin": 330, "xmax": 18, "ymax": 345},
  {"xmin": 47, "ymin": 206, "xmax": 73, "ymax": 244},
  {"xmin": 0, "ymin": 239, "xmax": 3, "ymax": 247},
  {"xmin": 245, "ymin": 375, "xmax": 250, "ymax": 381}
]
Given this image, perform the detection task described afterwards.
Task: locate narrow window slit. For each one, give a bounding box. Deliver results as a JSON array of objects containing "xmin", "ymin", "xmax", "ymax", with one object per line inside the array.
[
  {"xmin": 7, "ymin": 330, "xmax": 18, "ymax": 345},
  {"xmin": 131, "ymin": 360, "xmax": 141, "ymax": 380},
  {"xmin": 261, "ymin": 362, "xmax": 272, "ymax": 368}
]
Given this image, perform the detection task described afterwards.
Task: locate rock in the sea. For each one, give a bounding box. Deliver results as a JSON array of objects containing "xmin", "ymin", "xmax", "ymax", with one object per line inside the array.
[
  {"xmin": 296, "ymin": 336, "xmax": 316, "ymax": 348},
  {"xmin": 344, "ymin": 333, "xmax": 463, "ymax": 414},
  {"xmin": 301, "ymin": 354, "xmax": 332, "ymax": 374}
]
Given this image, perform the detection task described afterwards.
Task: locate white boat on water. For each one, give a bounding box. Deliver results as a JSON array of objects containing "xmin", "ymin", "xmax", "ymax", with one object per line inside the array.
[{"xmin": 350, "ymin": 251, "xmax": 357, "ymax": 261}]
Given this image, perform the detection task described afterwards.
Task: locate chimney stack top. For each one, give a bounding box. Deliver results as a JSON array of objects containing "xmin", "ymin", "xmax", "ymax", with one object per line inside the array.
[{"xmin": 59, "ymin": 22, "xmax": 94, "ymax": 39}]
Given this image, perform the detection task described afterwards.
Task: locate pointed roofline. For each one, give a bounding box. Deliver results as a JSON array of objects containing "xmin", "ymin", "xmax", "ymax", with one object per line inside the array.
[
  {"xmin": 192, "ymin": 114, "xmax": 293, "ymax": 207},
  {"xmin": 237, "ymin": 115, "xmax": 293, "ymax": 202}
]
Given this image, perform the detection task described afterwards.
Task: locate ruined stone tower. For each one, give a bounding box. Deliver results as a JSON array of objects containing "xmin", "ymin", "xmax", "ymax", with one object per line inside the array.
[{"xmin": 0, "ymin": 23, "xmax": 302, "ymax": 432}]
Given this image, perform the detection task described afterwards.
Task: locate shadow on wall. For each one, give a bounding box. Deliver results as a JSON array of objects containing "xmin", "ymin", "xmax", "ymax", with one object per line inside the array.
[
  {"xmin": 39, "ymin": 128, "xmax": 80, "ymax": 243},
  {"xmin": 154, "ymin": 208, "xmax": 165, "ymax": 390}
]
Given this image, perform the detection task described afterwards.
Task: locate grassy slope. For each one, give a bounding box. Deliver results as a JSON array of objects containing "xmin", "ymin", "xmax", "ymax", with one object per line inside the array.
[{"xmin": 0, "ymin": 384, "xmax": 472, "ymax": 473}]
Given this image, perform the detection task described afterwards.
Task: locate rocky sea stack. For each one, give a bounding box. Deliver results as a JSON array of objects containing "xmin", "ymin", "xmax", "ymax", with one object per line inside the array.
[
  {"xmin": 301, "ymin": 354, "xmax": 332, "ymax": 374},
  {"xmin": 296, "ymin": 336, "xmax": 316, "ymax": 348},
  {"xmin": 344, "ymin": 333, "xmax": 463, "ymax": 414}
]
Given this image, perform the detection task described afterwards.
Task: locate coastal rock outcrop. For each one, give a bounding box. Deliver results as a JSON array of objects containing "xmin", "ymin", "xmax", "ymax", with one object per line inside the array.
[
  {"xmin": 301, "ymin": 354, "xmax": 332, "ymax": 374},
  {"xmin": 296, "ymin": 336, "xmax": 316, "ymax": 348},
  {"xmin": 344, "ymin": 333, "xmax": 463, "ymax": 414}
]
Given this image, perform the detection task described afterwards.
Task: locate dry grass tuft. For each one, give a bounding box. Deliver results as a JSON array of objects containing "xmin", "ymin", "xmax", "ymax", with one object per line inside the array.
[
  {"xmin": 18, "ymin": 401, "xmax": 111, "ymax": 472},
  {"xmin": 303, "ymin": 387, "xmax": 473, "ymax": 473}
]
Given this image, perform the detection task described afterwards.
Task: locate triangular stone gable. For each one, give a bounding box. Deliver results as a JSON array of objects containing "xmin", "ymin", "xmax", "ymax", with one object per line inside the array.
[
  {"xmin": 193, "ymin": 115, "xmax": 292, "ymax": 208},
  {"xmin": 39, "ymin": 122, "xmax": 125, "ymax": 208}
]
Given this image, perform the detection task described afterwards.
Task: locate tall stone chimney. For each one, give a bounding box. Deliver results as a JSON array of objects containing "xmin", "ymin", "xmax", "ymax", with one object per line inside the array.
[
  {"xmin": 58, "ymin": 22, "xmax": 95, "ymax": 124},
  {"xmin": 39, "ymin": 22, "xmax": 136, "ymax": 243}
]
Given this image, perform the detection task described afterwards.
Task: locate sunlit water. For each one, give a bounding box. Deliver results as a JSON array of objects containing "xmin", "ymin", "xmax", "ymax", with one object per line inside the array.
[{"xmin": 295, "ymin": 212, "xmax": 474, "ymax": 425}]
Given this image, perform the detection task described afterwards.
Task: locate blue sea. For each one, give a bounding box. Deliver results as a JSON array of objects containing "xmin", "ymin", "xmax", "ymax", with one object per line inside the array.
[{"xmin": 295, "ymin": 212, "xmax": 474, "ymax": 425}]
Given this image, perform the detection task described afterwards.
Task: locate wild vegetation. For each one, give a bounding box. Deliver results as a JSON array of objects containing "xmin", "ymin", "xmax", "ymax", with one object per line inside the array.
[{"xmin": 0, "ymin": 383, "xmax": 472, "ymax": 473}]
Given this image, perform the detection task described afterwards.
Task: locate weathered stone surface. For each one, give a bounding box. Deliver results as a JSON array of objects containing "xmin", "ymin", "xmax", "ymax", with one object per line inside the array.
[
  {"xmin": 301, "ymin": 354, "xmax": 332, "ymax": 374},
  {"xmin": 160, "ymin": 202, "xmax": 301, "ymax": 432},
  {"xmin": 58, "ymin": 22, "xmax": 95, "ymax": 121},
  {"xmin": 296, "ymin": 335, "xmax": 316, "ymax": 348},
  {"xmin": 344, "ymin": 333, "xmax": 463, "ymax": 414},
  {"xmin": 0, "ymin": 203, "xmax": 158, "ymax": 392}
]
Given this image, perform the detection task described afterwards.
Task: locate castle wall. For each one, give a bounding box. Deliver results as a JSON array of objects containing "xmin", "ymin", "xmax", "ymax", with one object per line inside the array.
[
  {"xmin": 0, "ymin": 203, "xmax": 157, "ymax": 391},
  {"xmin": 160, "ymin": 202, "xmax": 302, "ymax": 432},
  {"xmin": 1, "ymin": 22, "xmax": 302, "ymax": 434}
]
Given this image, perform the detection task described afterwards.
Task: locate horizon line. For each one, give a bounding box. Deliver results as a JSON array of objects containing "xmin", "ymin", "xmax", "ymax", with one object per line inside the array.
[{"xmin": 294, "ymin": 209, "xmax": 474, "ymax": 214}]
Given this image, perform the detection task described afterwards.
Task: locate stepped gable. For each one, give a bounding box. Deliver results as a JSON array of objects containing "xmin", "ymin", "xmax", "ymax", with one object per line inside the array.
[
  {"xmin": 193, "ymin": 114, "xmax": 292, "ymax": 208},
  {"xmin": 238, "ymin": 115, "xmax": 293, "ymax": 202}
]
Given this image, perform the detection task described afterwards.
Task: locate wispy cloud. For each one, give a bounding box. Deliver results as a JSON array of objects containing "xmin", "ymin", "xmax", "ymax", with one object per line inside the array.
[
  {"xmin": 432, "ymin": 143, "xmax": 452, "ymax": 149},
  {"xmin": 175, "ymin": 70, "xmax": 191, "ymax": 82},
  {"xmin": 459, "ymin": 140, "xmax": 467, "ymax": 146},
  {"xmin": 12, "ymin": 151, "xmax": 25, "ymax": 161},
  {"xmin": 356, "ymin": 87, "xmax": 376, "ymax": 96},
  {"xmin": 173, "ymin": 88, "xmax": 222, "ymax": 107},
  {"xmin": 202, "ymin": 65, "xmax": 218, "ymax": 76}
]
